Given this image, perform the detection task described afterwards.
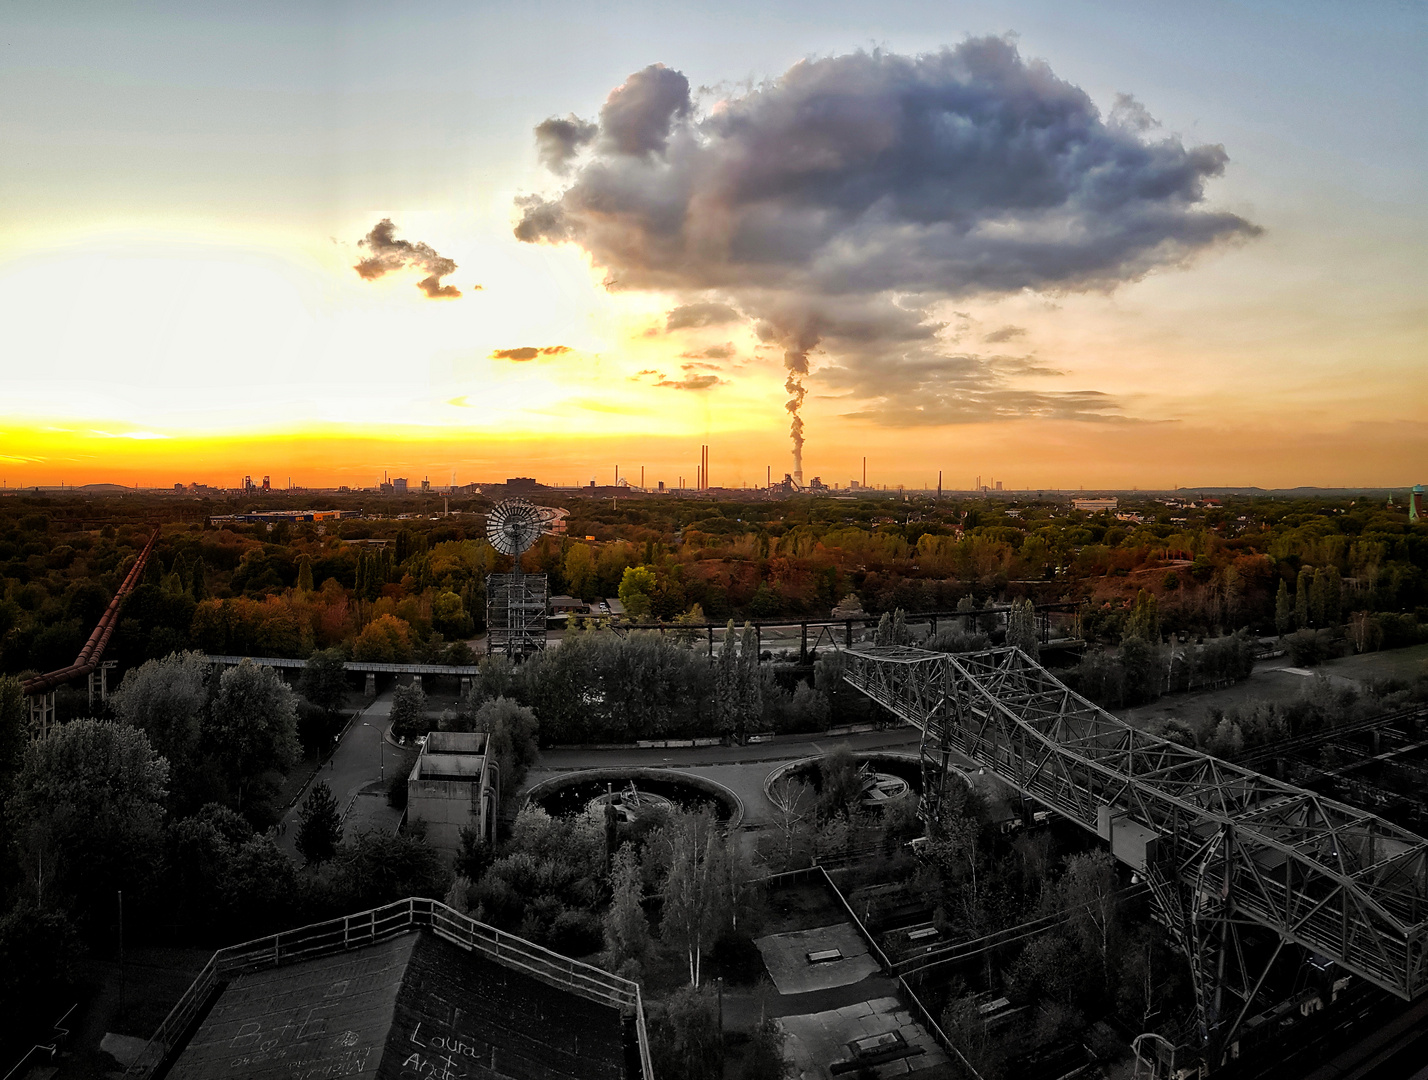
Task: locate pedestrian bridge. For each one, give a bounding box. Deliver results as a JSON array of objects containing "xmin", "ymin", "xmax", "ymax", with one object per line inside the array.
[{"xmin": 204, "ymin": 655, "xmax": 480, "ymax": 676}]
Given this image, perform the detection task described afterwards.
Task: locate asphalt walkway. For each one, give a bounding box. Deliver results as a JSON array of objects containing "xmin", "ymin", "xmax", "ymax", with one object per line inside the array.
[{"xmin": 279, "ymin": 689, "xmax": 406, "ymax": 857}]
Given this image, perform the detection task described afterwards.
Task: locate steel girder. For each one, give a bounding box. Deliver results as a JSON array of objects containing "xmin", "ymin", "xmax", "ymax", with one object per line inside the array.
[{"xmin": 842, "ymin": 645, "xmax": 1428, "ymax": 1053}]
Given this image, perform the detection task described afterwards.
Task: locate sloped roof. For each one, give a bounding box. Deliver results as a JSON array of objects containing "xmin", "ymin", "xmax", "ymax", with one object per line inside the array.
[{"xmin": 162, "ymin": 931, "xmax": 630, "ymax": 1080}]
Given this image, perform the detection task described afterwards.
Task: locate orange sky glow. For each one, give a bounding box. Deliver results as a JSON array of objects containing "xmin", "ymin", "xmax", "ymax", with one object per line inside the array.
[{"xmin": 2, "ymin": 5, "xmax": 1423, "ymax": 490}]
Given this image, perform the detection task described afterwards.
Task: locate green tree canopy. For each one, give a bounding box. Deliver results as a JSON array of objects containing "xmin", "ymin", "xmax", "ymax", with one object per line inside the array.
[
  {"xmin": 618, "ymin": 565, "xmax": 658, "ymax": 620},
  {"xmin": 7, "ymin": 719, "xmax": 169, "ymax": 919},
  {"xmin": 471, "ymin": 696, "xmax": 539, "ymax": 791},
  {"xmin": 299, "ymin": 647, "xmax": 350, "ymax": 717},
  {"xmin": 204, "ymin": 659, "xmax": 299, "ymax": 810},
  {"xmin": 111, "ymin": 650, "xmax": 210, "ymax": 771}
]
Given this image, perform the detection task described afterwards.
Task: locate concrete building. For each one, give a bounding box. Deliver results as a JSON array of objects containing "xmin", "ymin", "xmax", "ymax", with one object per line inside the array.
[
  {"xmin": 127, "ymin": 898, "xmax": 650, "ymax": 1080},
  {"xmin": 1072, "ymin": 497, "xmax": 1119, "ymax": 512},
  {"xmin": 406, "ymin": 731, "xmax": 499, "ymax": 854},
  {"xmin": 392, "ymin": 477, "xmax": 409, "ymax": 494}
]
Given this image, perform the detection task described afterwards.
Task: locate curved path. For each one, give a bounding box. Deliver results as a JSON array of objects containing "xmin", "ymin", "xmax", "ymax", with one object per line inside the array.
[{"xmin": 524, "ymin": 727, "xmax": 921, "ymax": 828}]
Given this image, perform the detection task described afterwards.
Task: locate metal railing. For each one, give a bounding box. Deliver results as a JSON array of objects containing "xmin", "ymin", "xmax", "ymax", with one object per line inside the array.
[{"xmin": 124, "ymin": 897, "xmax": 653, "ymax": 1080}]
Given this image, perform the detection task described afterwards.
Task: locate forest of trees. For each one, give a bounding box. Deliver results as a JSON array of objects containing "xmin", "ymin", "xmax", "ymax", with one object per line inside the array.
[
  {"xmin": 3, "ymin": 492, "xmax": 1427, "ymax": 686},
  {"xmin": 3, "ymin": 489, "xmax": 1427, "ymax": 1073}
]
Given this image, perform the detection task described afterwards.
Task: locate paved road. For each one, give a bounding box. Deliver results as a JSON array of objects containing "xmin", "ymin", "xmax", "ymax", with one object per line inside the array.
[{"xmin": 279, "ymin": 689, "xmax": 401, "ymax": 858}]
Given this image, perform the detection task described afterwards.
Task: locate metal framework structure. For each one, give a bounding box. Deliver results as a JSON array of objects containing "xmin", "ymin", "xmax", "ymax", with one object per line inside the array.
[
  {"xmin": 485, "ymin": 572, "xmax": 548, "ymax": 659},
  {"xmin": 484, "ymin": 499, "xmax": 557, "ymax": 661},
  {"xmin": 842, "ymin": 644, "xmax": 1428, "ymax": 1067}
]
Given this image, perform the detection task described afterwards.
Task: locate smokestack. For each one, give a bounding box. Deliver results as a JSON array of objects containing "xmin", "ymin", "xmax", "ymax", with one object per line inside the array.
[
  {"xmin": 938, "ymin": 470, "xmax": 942, "ymax": 500},
  {"xmin": 862, "ymin": 457, "xmax": 866, "ymax": 489}
]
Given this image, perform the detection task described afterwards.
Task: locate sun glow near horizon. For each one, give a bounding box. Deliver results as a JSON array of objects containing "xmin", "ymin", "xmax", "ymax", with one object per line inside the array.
[{"xmin": 1, "ymin": 4, "xmax": 1425, "ymax": 490}]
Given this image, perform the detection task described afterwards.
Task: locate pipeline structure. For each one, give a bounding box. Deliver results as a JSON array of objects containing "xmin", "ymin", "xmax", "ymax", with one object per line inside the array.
[{"xmin": 21, "ymin": 526, "xmax": 160, "ymax": 700}]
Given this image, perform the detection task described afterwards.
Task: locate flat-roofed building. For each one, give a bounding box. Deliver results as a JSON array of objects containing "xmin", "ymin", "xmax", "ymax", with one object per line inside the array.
[
  {"xmin": 1071, "ymin": 497, "xmax": 1119, "ymax": 512},
  {"xmin": 406, "ymin": 731, "xmax": 499, "ymax": 853}
]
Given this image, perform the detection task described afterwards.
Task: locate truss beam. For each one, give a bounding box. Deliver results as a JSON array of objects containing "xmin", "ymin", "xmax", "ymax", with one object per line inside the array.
[{"xmin": 842, "ymin": 645, "xmax": 1428, "ymax": 1062}]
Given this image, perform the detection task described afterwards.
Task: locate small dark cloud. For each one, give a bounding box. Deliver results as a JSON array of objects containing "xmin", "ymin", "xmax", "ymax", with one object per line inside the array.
[
  {"xmin": 657, "ymin": 374, "xmax": 723, "ymax": 390},
  {"xmin": 354, "ymin": 219, "xmax": 462, "ymax": 299},
  {"xmin": 491, "ymin": 346, "xmax": 572, "ymax": 361},
  {"xmin": 678, "ymin": 343, "xmax": 735, "ymax": 360},
  {"xmin": 984, "ymin": 325, "xmax": 1026, "ymax": 344},
  {"xmin": 535, "ymin": 114, "xmax": 599, "ymax": 172},
  {"xmin": 666, "ymin": 303, "xmax": 741, "ymax": 331},
  {"xmin": 681, "ymin": 361, "xmax": 721, "ymax": 372}
]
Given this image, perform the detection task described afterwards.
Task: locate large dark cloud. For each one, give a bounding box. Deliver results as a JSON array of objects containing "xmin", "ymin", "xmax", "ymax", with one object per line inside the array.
[
  {"xmin": 355, "ymin": 219, "xmax": 462, "ymax": 298},
  {"xmin": 517, "ymin": 38, "xmax": 1258, "ymax": 460}
]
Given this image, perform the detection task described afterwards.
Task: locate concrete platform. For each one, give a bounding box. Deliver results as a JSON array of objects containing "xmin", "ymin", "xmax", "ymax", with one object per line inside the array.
[
  {"xmin": 755, "ymin": 923, "xmax": 879, "ymax": 995},
  {"xmin": 778, "ymin": 996, "xmax": 951, "ymax": 1079}
]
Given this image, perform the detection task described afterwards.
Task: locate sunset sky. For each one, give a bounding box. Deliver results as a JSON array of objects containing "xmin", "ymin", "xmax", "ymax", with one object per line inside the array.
[{"xmin": 1, "ymin": 1, "xmax": 1424, "ymax": 491}]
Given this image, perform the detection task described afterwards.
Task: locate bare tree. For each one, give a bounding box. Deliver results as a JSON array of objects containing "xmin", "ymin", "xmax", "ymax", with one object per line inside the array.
[{"xmin": 767, "ymin": 774, "xmax": 814, "ymax": 869}]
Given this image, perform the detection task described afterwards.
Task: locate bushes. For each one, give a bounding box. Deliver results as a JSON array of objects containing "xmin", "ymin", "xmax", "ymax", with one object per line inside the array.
[
  {"xmin": 514, "ymin": 629, "xmax": 718, "ymax": 743},
  {"xmin": 1286, "ymin": 628, "xmax": 1335, "ymax": 667},
  {"xmin": 468, "ymin": 807, "xmax": 606, "ymax": 954}
]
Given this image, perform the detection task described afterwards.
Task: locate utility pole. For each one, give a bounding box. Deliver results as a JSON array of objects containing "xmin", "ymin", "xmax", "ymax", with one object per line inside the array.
[{"xmin": 118, "ymin": 890, "xmax": 126, "ymax": 1020}]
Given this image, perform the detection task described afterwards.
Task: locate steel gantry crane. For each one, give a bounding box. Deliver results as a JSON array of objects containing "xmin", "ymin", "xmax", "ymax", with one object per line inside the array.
[{"xmin": 841, "ymin": 644, "xmax": 1428, "ymax": 1069}]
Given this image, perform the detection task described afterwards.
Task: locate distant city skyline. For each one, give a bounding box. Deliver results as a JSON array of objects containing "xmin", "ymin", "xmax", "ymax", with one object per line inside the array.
[{"xmin": 1, "ymin": 2, "xmax": 1424, "ymax": 488}]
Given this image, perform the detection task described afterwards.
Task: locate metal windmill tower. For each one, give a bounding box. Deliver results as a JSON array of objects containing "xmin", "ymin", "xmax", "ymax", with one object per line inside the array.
[{"xmin": 484, "ymin": 499, "xmax": 554, "ymax": 659}]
